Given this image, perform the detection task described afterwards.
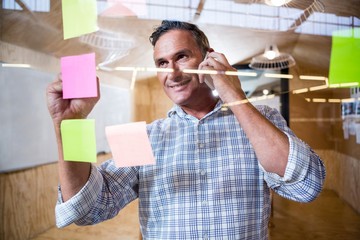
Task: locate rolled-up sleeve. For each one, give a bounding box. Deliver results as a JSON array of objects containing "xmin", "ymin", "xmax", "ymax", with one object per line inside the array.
[
  {"xmin": 55, "ymin": 164, "xmax": 103, "ymax": 228},
  {"xmin": 55, "ymin": 160, "xmax": 139, "ymax": 228},
  {"xmin": 260, "ymin": 132, "xmax": 326, "ymax": 202}
]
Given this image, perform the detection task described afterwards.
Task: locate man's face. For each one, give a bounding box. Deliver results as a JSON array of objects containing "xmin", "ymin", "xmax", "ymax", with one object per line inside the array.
[{"xmin": 153, "ymin": 30, "xmax": 209, "ymax": 107}]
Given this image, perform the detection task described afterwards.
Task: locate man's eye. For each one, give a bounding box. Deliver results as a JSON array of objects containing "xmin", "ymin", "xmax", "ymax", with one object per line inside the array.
[
  {"xmin": 158, "ymin": 62, "xmax": 167, "ymax": 68},
  {"xmin": 178, "ymin": 54, "xmax": 187, "ymax": 60},
  {"xmin": 177, "ymin": 55, "xmax": 189, "ymax": 63}
]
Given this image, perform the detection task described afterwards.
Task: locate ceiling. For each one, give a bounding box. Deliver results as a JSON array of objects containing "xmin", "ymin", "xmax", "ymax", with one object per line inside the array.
[{"xmin": 1, "ymin": 0, "xmax": 359, "ymax": 88}]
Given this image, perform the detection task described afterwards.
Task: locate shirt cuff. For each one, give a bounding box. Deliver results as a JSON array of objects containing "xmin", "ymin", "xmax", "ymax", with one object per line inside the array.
[
  {"xmin": 55, "ymin": 164, "xmax": 103, "ymax": 228},
  {"xmin": 260, "ymin": 132, "xmax": 311, "ymax": 187}
]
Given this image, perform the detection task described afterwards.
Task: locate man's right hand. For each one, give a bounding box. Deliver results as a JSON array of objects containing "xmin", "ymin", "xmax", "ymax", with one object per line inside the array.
[
  {"xmin": 46, "ymin": 75, "xmax": 100, "ymax": 201},
  {"xmin": 46, "ymin": 75, "xmax": 100, "ymax": 126}
]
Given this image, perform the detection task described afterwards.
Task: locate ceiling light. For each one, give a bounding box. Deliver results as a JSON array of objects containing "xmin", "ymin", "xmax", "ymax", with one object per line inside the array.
[
  {"xmin": 264, "ymin": 73, "xmax": 293, "ymax": 79},
  {"xmin": 249, "ymin": 44, "xmax": 296, "ymax": 70},
  {"xmin": 300, "ymin": 75, "xmax": 328, "ymax": 81},
  {"xmin": 183, "ymin": 69, "xmax": 218, "ymax": 75},
  {"xmin": 130, "ymin": 70, "xmax": 137, "ymax": 90},
  {"xmin": 309, "ymin": 85, "xmax": 328, "ymax": 91},
  {"xmin": 328, "ymin": 99, "xmax": 341, "ymax": 103},
  {"xmin": 341, "ymin": 98, "xmax": 356, "ymax": 103},
  {"xmin": 265, "ymin": 0, "xmax": 292, "ymax": 7},
  {"xmin": 264, "ymin": 44, "xmax": 279, "ymax": 60},
  {"xmin": 146, "ymin": 67, "xmax": 174, "ymax": 73},
  {"xmin": 329, "ymin": 82, "xmax": 359, "ymax": 88},
  {"xmin": 340, "ymin": 82, "xmax": 359, "ymax": 87},
  {"xmin": 293, "ymin": 88, "xmax": 309, "ymax": 94},
  {"xmin": 225, "ymin": 71, "xmax": 257, "ymax": 77},
  {"xmin": 114, "ymin": 67, "xmax": 136, "ymax": 71},
  {"xmin": 248, "ymin": 94, "xmax": 275, "ymax": 103},
  {"xmin": 312, "ymin": 98, "xmax": 327, "ymax": 103},
  {"xmin": 264, "ymin": 45, "xmax": 279, "ymax": 60},
  {"xmin": 1, "ymin": 63, "xmax": 31, "ymax": 68}
]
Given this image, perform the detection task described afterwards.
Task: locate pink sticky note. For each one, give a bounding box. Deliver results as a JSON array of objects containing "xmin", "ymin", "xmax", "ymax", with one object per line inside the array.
[
  {"xmin": 102, "ymin": 0, "xmax": 147, "ymax": 17},
  {"xmin": 61, "ymin": 52, "xmax": 97, "ymax": 99},
  {"xmin": 105, "ymin": 121, "xmax": 155, "ymax": 167}
]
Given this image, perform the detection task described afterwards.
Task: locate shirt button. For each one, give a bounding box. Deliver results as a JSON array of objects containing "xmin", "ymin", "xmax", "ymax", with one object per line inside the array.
[
  {"xmin": 199, "ymin": 143, "xmax": 204, "ymax": 148},
  {"xmin": 200, "ymin": 170, "xmax": 206, "ymax": 175},
  {"xmin": 202, "ymin": 200, "xmax": 208, "ymax": 206},
  {"xmin": 203, "ymin": 234, "xmax": 209, "ymax": 240}
]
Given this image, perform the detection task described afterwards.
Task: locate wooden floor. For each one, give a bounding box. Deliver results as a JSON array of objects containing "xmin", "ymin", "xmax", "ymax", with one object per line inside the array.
[
  {"xmin": 269, "ymin": 190, "xmax": 360, "ymax": 240},
  {"xmin": 31, "ymin": 190, "xmax": 360, "ymax": 240}
]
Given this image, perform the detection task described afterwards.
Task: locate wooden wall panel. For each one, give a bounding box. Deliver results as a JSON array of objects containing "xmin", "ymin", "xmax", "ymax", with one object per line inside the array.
[
  {"xmin": 0, "ymin": 154, "xmax": 115, "ymax": 240},
  {"xmin": 133, "ymin": 80, "xmax": 152, "ymax": 123},
  {"xmin": 0, "ymin": 163, "xmax": 58, "ymax": 240},
  {"xmin": 147, "ymin": 78, "xmax": 173, "ymax": 121},
  {"xmin": 0, "ymin": 170, "xmax": 5, "ymax": 238},
  {"xmin": 317, "ymin": 150, "xmax": 360, "ymax": 214},
  {"xmin": 289, "ymin": 75, "xmax": 360, "ymax": 214},
  {"xmin": 133, "ymin": 77, "xmax": 172, "ymax": 123}
]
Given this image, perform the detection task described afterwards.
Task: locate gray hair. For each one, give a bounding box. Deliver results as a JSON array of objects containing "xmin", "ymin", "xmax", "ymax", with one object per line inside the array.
[{"xmin": 149, "ymin": 20, "xmax": 210, "ymax": 57}]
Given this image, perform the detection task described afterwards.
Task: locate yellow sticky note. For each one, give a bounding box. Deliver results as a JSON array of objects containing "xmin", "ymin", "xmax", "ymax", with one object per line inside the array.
[
  {"xmin": 61, "ymin": 119, "xmax": 97, "ymax": 163},
  {"xmin": 62, "ymin": 0, "xmax": 98, "ymax": 39},
  {"xmin": 105, "ymin": 121, "xmax": 155, "ymax": 167}
]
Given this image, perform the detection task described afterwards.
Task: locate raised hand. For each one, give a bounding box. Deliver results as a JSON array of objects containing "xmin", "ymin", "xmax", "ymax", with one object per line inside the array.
[
  {"xmin": 198, "ymin": 51, "xmax": 246, "ymax": 105},
  {"xmin": 46, "ymin": 75, "xmax": 100, "ymax": 201},
  {"xmin": 46, "ymin": 75, "xmax": 100, "ymax": 126}
]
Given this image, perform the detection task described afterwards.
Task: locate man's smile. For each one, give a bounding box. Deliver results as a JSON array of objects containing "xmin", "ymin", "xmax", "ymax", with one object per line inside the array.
[{"xmin": 167, "ymin": 79, "xmax": 191, "ymax": 88}]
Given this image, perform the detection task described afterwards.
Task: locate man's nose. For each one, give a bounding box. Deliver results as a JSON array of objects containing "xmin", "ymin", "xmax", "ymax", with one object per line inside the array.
[{"xmin": 167, "ymin": 62, "xmax": 182, "ymax": 81}]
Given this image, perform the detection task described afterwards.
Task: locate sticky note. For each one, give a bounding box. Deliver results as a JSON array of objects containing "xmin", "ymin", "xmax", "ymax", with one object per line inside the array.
[
  {"xmin": 62, "ymin": 0, "xmax": 98, "ymax": 39},
  {"xmin": 61, "ymin": 119, "xmax": 97, "ymax": 163},
  {"xmin": 101, "ymin": 0, "xmax": 147, "ymax": 17},
  {"xmin": 61, "ymin": 53, "xmax": 97, "ymax": 99},
  {"xmin": 105, "ymin": 121, "xmax": 155, "ymax": 167},
  {"xmin": 329, "ymin": 28, "xmax": 360, "ymax": 86}
]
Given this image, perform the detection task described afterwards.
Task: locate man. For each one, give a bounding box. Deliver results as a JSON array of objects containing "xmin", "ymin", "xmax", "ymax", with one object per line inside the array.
[{"xmin": 47, "ymin": 20, "xmax": 326, "ymax": 239}]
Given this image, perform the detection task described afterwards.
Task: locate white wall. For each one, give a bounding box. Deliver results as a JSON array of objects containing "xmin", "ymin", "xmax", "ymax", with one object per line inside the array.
[{"xmin": 0, "ymin": 66, "xmax": 131, "ymax": 172}]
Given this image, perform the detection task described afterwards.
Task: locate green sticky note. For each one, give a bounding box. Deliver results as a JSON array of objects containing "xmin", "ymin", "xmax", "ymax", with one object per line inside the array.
[
  {"xmin": 329, "ymin": 28, "xmax": 360, "ymax": 87},
  {"xmin": 62, "ymin": 0, "xmax": 98, "ymax": 39},
  {"xmin": 61, "ymin": 119, "xmax": 97, "ymax": 163}
]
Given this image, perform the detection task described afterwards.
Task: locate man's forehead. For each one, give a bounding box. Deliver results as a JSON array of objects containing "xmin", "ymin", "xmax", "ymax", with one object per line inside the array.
[
  {"xmin": 153, "ymin": 30, "xmax": 198, "ymax": 59},
  {"xmin": 155, "ymin": 30, "xmax": 195, "ymax": 47}
]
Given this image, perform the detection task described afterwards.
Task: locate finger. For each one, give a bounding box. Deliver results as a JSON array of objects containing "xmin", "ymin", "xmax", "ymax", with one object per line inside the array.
[
  {"xmin": 198, "ymin": 61, "xmax": 212, "ymax": 83},
  {"xmin": 205, "ymin": 57, "xmax": 226, "ymax": 71},
  {"xmin": 55, "ymin": 72, "xmax": 62, "ymax": 82},
  {"xmin": 207, "ymin": 52, "xmax": 232, "ymax": 67},
  {"xmin": 48, "ymin": 79, "xmax": 63, "ymax": 93},
  {"xmin": 198, "ymin": 74, "xmax": 204, "ymax": 83}
]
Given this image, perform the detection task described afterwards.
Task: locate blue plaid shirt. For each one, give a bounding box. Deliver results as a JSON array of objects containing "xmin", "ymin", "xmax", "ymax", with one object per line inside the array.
[{"xmin": 55, "ymin": 101, "xmax": 326, "ymax": 240}]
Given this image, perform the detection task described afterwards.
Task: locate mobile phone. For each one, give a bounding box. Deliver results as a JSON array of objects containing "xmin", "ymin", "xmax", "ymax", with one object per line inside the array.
[
  {"xmin": 204, "ymin": 48, "xmax": 215, "ymax": 90},
  {"xmin": 204, "ymin": 75, "xmax": 215, "ymax": 90}
]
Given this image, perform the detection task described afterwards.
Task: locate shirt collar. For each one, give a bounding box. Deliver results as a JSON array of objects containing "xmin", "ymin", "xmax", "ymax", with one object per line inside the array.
[{"xmin": 167, "ymin": 99, "xmax": 224, "ymax": 119}]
